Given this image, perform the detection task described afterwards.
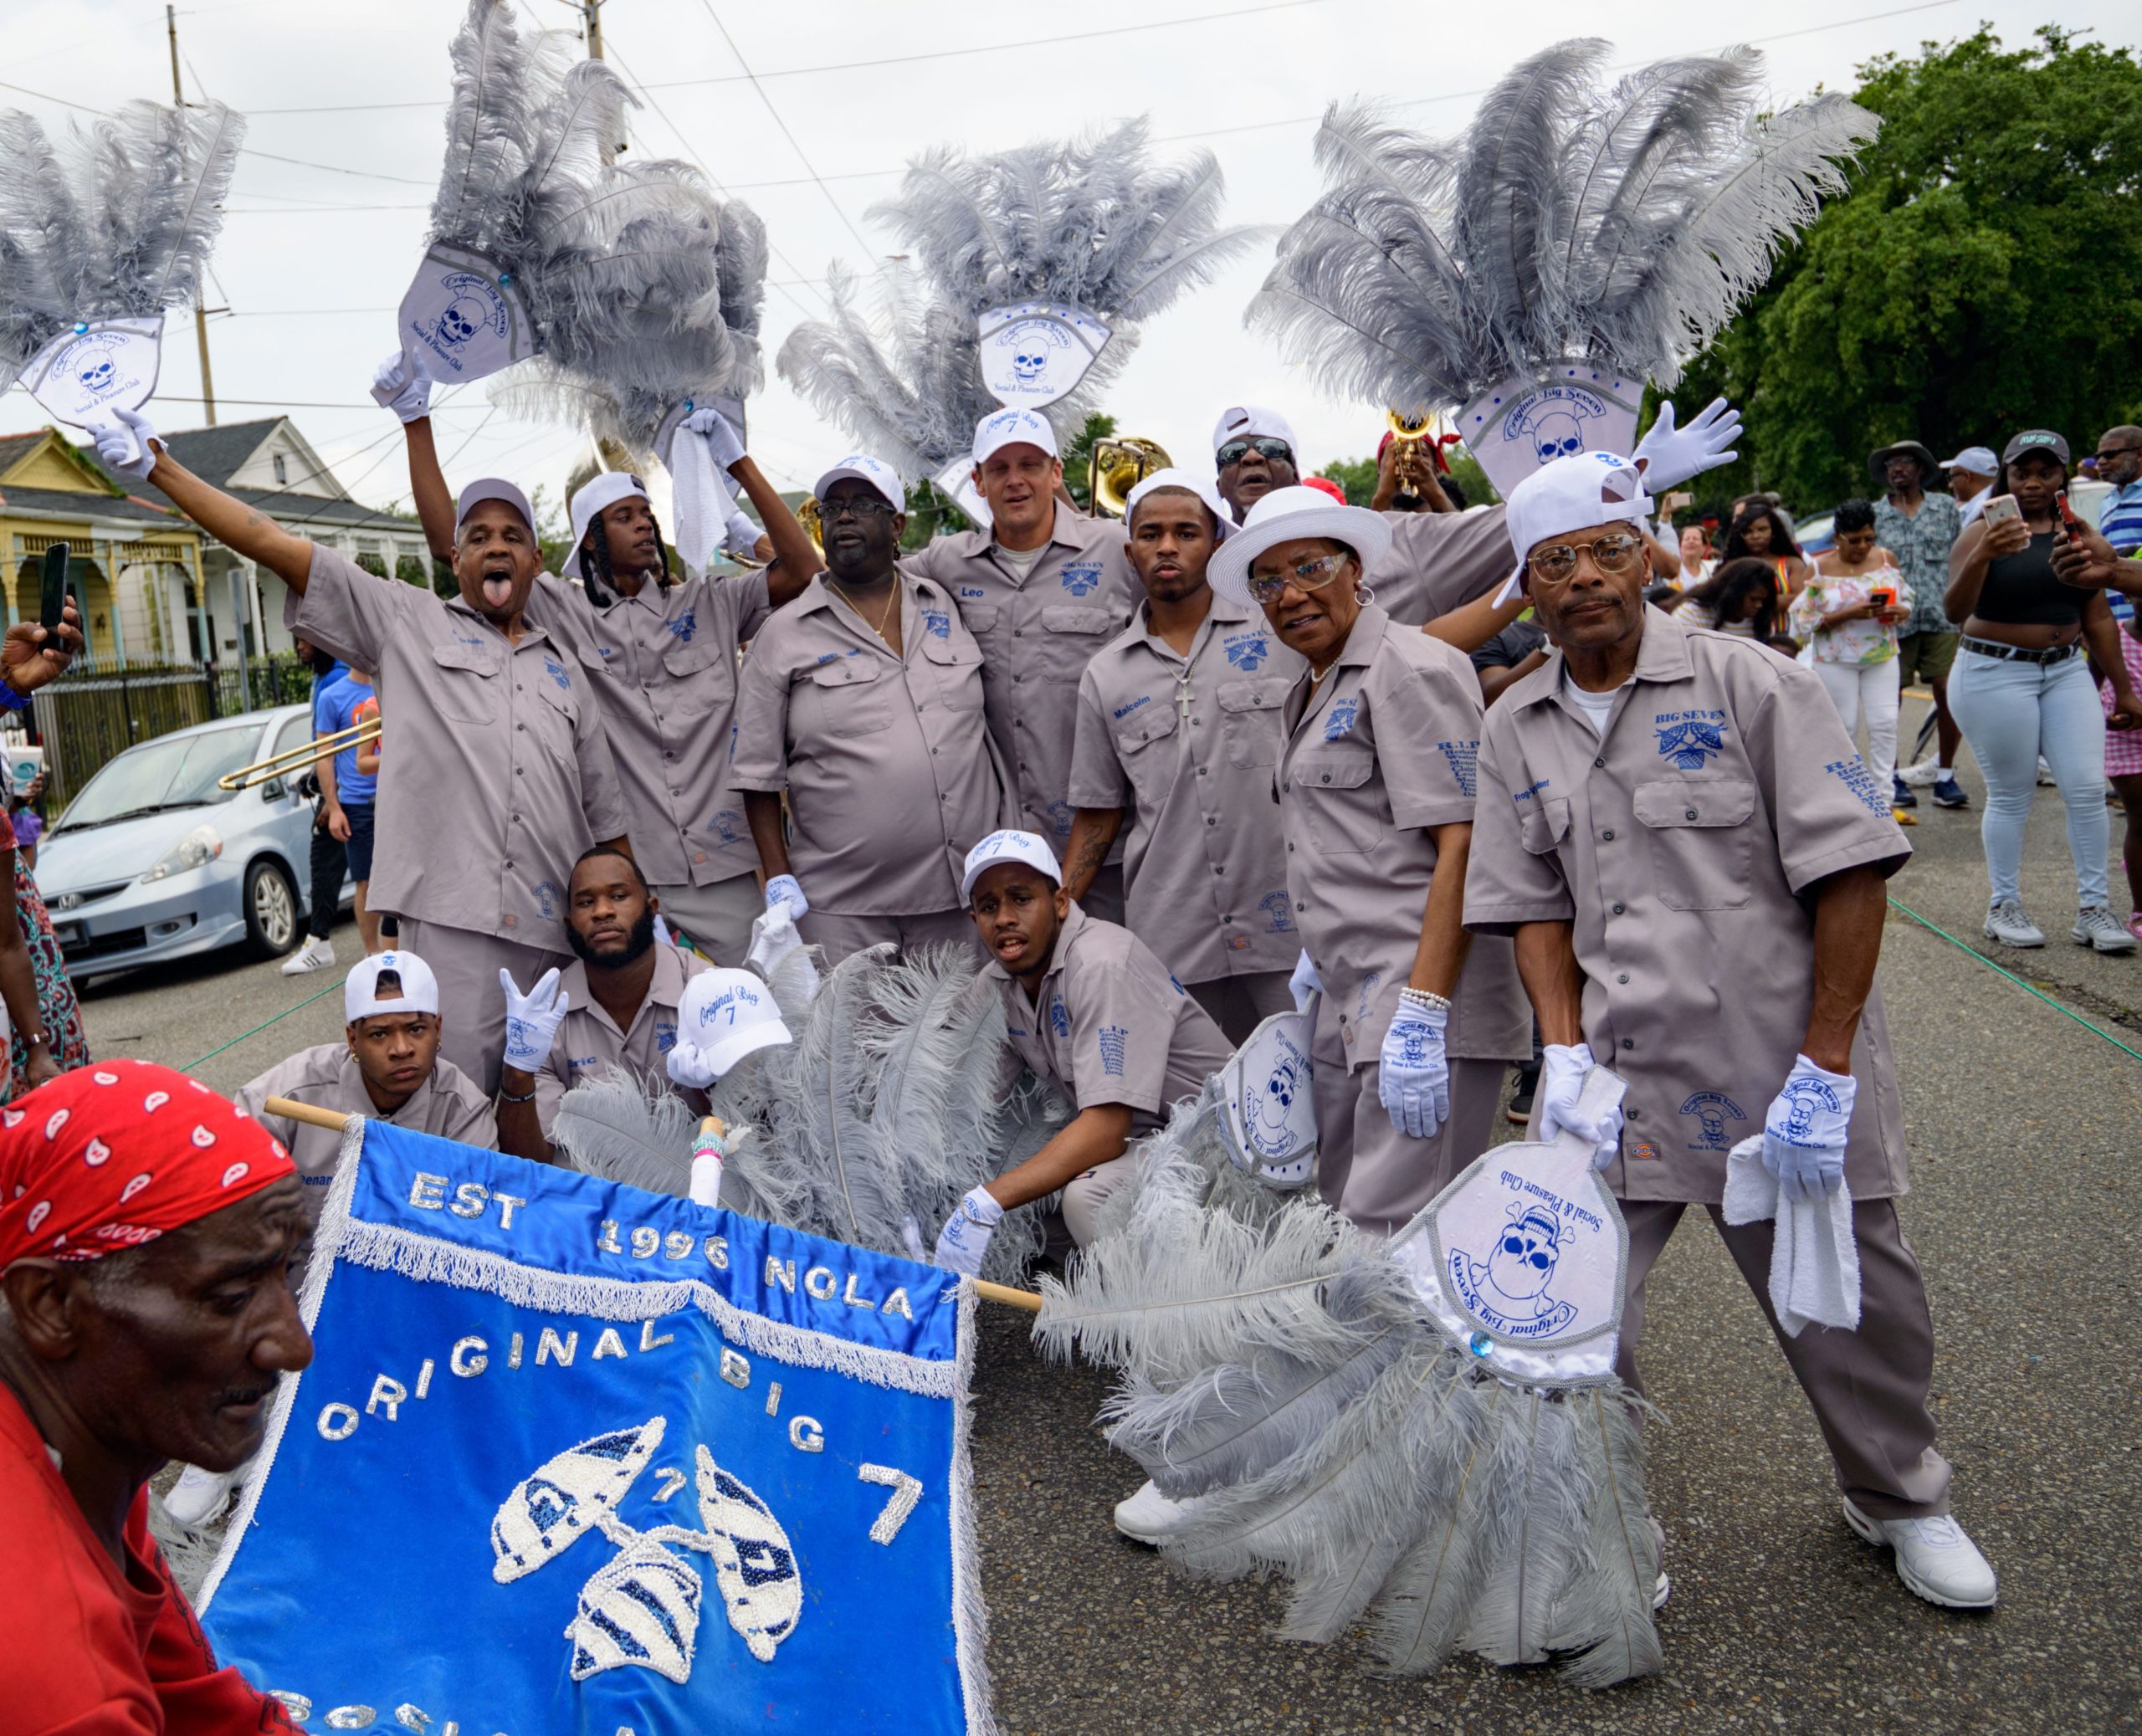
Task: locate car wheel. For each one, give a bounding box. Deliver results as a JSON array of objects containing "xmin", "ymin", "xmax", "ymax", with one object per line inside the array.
[{"xmin": 244, "ymin": 860, "xmax": 300, "ymax": 959}]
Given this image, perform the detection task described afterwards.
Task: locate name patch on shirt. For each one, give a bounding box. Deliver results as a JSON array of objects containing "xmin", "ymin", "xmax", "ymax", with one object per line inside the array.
[
  {"xmin": 1112, "ymin": 694, "xmax": 1151, "ymax": 719},
  {"xmin": 1097, "ymin": 1024, "xmax": 1128, "ymax": 1077},
  {"xmin": 1435, "ymin": 739, "xmax": 1479, "ymax": 797},
  {"xmin": 1059, "ymin": 562, "xmax": 1103, "ymax": 597},
  {"xmin": 1824, "ymin": 754, "xmax": 1891, "ymax": 815},
  {"xmin": 1653, "ymin": 709, "xmax": 1727, "ymax": 769},
  {"xmin": 1514, "ymin": 777, "xmax": 1551, "ymax": 804},
  {"xmin": 957, "ymin": 585, "xmax": 987, "ymax": 601},
  {"xmin": 1679, "ymin": 1091, "xmax": 1749, "ymax": 1151},
  {"xmin": 1324, "ymin": 697, "xmax": 1361, "ymax": 740},
  {"xmin": 1223, "ymin": 632, "xmax": 1270, "ymax": 672}
]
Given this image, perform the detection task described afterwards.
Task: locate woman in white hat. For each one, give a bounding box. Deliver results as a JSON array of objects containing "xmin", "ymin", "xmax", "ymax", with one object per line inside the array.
[{"xmin": 1207, "ymin": 489, "xmax": 1528, "ymax": 1234}]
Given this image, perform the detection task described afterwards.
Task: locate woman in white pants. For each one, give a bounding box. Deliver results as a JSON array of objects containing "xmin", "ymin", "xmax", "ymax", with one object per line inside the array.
[{"xmin": 1791, "ymin": 499, "xmax": 1914, "ymax": 823}]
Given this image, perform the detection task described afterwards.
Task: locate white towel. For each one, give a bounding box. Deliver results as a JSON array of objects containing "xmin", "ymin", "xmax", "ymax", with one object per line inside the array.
[
  {"xmin": 669, "ymin": 426, "xmax": 740, "ymax": 577},
  {"xmin": 1719, "ymin": 1134, "xmax": 1861, "ymax": 1336}
]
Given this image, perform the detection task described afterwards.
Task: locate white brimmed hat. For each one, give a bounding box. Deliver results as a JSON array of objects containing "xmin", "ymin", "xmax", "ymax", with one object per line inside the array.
[
  {"xmin": 1937, "ymin": 445, "xmax": 1997, "ymax": 477},
  {"xmin": 1124, "ymin": 467, "xmax": 1233, "ymax": 540},
  {"xmin": 1206, "ymin": 484, "xmax": 1391, "ymax": 609},
  {"xmin": 972, "ymin": 407, "xmax": 1059, "ymax": 465},
  {"xmin": 1495, "ymin": 450, "xmax": 1654, "ymax": 602},
  {"xmin": 454, "ymin": 476, "xmax": 536, "ymax": 535},
  {"xmin": 961, "ymin": 829, "xmax": 1062, "ymax": 900},
  {"xmin": 668, "ymin": 968, "xmax": 792, "ymax": 1086},
  {"xmin": 812, "ymin": 453, "xmax": 904, "ymax": 511},
  {"xmin": 568, "ymin": 471, "xmax": 651, "ymax": 553},
  {"xmin": 1211, "ymin": 404, "xmax": 1299, "ymax": 459},
  {"xmin": 346, "ymin": 950, "xmax": 440, "ymax": 1023}
]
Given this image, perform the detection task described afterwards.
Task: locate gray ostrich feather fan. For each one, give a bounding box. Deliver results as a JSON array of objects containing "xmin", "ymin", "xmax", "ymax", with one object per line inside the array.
[
  {"xmin": 0, "ymin": 99, "xmax": 243, "ymax": 385},
  {"xmin": 424, "ymin": 0, "xmax": 731, "ymax": 410},
  {"xmin": 1248, "ymin": 38, "xmax": 1878, "ymax": 410},
  {"xmin": 777, "ymin": 118, "xmax": 1268, "ymax": 477}
]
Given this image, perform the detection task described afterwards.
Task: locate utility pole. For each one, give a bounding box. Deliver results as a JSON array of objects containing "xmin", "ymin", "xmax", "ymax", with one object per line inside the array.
[
  {"xmin": 582, "ymin": 0, "xmax": 604, "ymax": 60},
  {"xmin": 167, "ymin": 4, "xmax": 218, "ymax": 426}
]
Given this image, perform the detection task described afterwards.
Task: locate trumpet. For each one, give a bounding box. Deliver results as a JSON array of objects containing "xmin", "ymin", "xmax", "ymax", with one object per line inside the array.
[
  {"xmin": 217, "ymin": 719, "xmax": 383, "ymax": 791},
  {"xmin": 1089, "ymin": 436, "xmax": 1171, "ymax": 519},
  {"xmin": 1386, "ymin": 409, "xmax": 1436, "ymax": 506}
]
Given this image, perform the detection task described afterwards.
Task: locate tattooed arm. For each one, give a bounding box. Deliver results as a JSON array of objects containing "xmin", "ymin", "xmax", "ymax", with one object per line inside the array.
[{"xmin": 1061, "ymin": 807, "xmax": 1125, "ymax": 904}]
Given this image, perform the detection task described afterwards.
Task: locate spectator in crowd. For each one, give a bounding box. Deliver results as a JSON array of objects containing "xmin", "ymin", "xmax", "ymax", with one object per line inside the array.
[
  {"xmin": 281, "ymin": 637, "xmax": 351, "ymax": 976},
  {"xmin": 2095, "ymin": 425, "xmax": 2142, "ymax": 630},
  {"xmin": 1945, "ymin": 430, "xmax": 2139, "ymax": 954},
  {"xmin": 1471, "ymin": 614, "xmax": 1550, "ymax": 709},
  {"xmin": 2102, "ymin": 612, "xmax": 2142, "ymax": 944},
  {"xmin": 1370, "ymin": 428, "xmax": 1457, "ymax": 514},
  {"xmin": 0, "ymin": 612, "xmax": 86, "ymax": 1089},
  {"xmin": 1670, "ymin": 556, "xmax": 1786, "ymax": 642},
  {"xmin": 1793, "ymin": 500, "xmax": 1915, "ymax": 825},
  {"xmin": 0, "ymin": 797, "xmax": 57, "ymax": 1103},
  {"xmin": 1719, "ymin": 501, "xmax": 1811, "ymax": 596},
  {"xmin": 1940, "ymin": 445, "xmax": 2000, "ymax": 522},
  {"xmin": 1871, "ymin": 441, "xmax": 1968, "ymax": 812},
  {"xmin": 7, "ymin": 771, "xmax": 44, "ymax": 873},
  {"xmin": 1678, "ymin": 523, "xmax": 1714, "ymax": 587},
  {"xmin": 323, "ymin": 666, "xmax": 379, "ymax": 953}
]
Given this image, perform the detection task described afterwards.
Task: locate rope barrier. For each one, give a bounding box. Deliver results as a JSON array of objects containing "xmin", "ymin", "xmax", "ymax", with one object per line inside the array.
[
  {"xmin": 182, "ymin": 975, "xmax": 347, "ymax": 1072},
  {"xmin": 1888, "ymin": 898, "xmax": 2142, "ymax": 1063}
]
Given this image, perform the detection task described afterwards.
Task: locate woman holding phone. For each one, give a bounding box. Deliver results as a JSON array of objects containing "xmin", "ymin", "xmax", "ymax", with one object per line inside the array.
[
  {"xmin": 1946, "ymin": 429, "xmax": 2141, "ymax": 953},
  {"xmin": 1793, "ymin": 499, "xmax": 1914, "ymax": 823}
]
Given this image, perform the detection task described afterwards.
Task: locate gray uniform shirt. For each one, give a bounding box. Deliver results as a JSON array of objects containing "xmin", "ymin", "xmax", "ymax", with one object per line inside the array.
[
  {"xmin": 525, "ymin": 569, "xmax": 771, "ymax": 888},
  {"xmin": 1365, "ymin": 504, "xmax": 1514, "ymax": 626},
  {"xmin": 1068, "ymin": 596, "xmax": 1303, "ymax": 982},
  {"xmin": 290, "ymin": 547, "xmax": 628, "ymax": 954},
  {"xmin": 730, "ymin": 574, "xmax": 1003, "ymax": 915},
  {"xmin": 1276, "ymin": 604, "xmax": 1530, "ymax": 1072},
  {"xmin": 980, "ymin": 902, "xmax": 1232, "ymax": 1133},
  {"xmin": 1463, "ymin": 606, "xmax": 1913, "ymax": 1204},
  {"xmin": 535, "ymin": 941, "xmax": 713, "ymax": 1139},
  {"xmin": 904, "ymin": 505, "xmax": 1137, "ymax": 851},
  {"xmin": 237, "ymin": 1043, "xmax": 497, "ymax": 1215}
]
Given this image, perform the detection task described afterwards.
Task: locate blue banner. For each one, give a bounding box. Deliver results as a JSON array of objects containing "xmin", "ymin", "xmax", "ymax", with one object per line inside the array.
[{"xmin": 201, "ymin": 1121, "xmax": 992, "ymax": 1734}]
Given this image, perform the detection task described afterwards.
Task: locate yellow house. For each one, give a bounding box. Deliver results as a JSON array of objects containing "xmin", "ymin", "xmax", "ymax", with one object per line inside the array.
[{"xmin": 0, "ymin": 426, "xmax": 208, "ymax": 664}]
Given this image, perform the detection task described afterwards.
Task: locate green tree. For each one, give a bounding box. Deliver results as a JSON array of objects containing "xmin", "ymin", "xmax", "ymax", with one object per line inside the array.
[
  {"xmin": 1675, "ymin": 27, "xmax": 2142, "ymax": 512},
  {"xmin": 1061, "ymin": 412, "xmax": 1118, "ymax": 513},
  {"xmin": 353, "ymin": 551, "xmax": 388, "ymax": 578},
  {"xmin": 1317, "ymin": 443, "xmax": 1500, "ymax": 510},
  {"xmin": 394, "ymin": 553, "xmax": 429, "ymax": 586},
  {"xmin": 1318, "ymin": 457, "xmax": 1376, "ymax": 506}
]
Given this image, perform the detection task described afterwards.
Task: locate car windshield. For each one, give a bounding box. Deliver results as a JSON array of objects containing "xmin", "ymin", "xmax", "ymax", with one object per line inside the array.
[{"xmin": 54, "ymin": 722, "xmax": 269, "ymax": 833}]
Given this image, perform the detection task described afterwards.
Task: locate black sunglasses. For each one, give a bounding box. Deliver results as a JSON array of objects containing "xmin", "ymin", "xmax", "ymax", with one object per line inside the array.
[{"xmin": 1216, "ymin": 437, "xmax": 1294, "ymax": 469}]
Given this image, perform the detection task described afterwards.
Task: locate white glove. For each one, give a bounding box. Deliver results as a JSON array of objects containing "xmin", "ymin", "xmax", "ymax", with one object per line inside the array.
[
  {"xmin": 1632, "ymin": 397, "xmax": 1742, "ymax": 492},
  {"xmin": 684, "ymin": 405, "xmax": 747, "ymax": 474},
  {"xmin": 500, "ymin": 966, "xmax": 569, "ymax": 1075},
  {"xmin": 1377, "ymin": 1000, "xmax": 1449, "ymax": 1139},
  {"xmin": 688, "ymin": 1123, "xmax": 730, "ymax": 1209},
  {"xmin": 1289, "ymin": 949, "xmax": 1323, "ymax": 1014},
  {"xmin": 89, "ymin": 407, "xmax": 161, "ymax": 483},
  {"xmin": 1761, "ymin": 1054, "xmax": 1855, "ymax": 1205},
  {"xmin": 932, "ymin": 1185, "xmax": 1003, "ymax": 1278},
  {"xmin": 900, "ymin": 1216, "xmax": 927, "ymax": 1263},
  {"xmin": 370, "ymin": 350, "xmax": 432, "ymax": 423},
  {"xmin": 1536, "ymin": 1042, "xmax": 1623, "ymax": 1170},
  {"xmin": 724, "ymin": 511, "xmax": 766, "ymax": 561},
  {"xmin": 764, "ymin": 874, "xmax": 809, "ymax": 923}
]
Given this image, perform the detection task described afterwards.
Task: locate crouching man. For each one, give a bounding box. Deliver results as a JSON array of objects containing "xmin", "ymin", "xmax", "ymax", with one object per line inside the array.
[{"xmin": 930, "ymin": 830, "xmax": 1232, "ymax": 1273}]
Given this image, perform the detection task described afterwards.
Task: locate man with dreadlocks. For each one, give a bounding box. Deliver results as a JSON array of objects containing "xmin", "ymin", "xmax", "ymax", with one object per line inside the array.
[{"xmin": 390, "ymin": 376, "xmax": 821, "ymax": 965}]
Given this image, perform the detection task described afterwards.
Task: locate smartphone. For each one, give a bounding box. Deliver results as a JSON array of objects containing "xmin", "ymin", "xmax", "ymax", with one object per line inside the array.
[
  {"xmin": 38, "ymin": 542, "xmax": 69, "ymax": 632},
  {"xmin": 1978, "ymin": 494, "xmax": 2021, "ymax": 530},
  {"xmin": 2055, "ymin": 490, "xmax": 2084, "ymax": 540},
  {"xmin": 1868, "ymin": 585, "xmax": 1895, "ymax": 610}
]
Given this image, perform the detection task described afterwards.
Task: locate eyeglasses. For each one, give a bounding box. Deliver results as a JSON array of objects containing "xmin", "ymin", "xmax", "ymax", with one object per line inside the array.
[
  {"xmin": 2096, "ymin": 444, "xmax": 2142, "ymax": 461},
  {"xmin": 817, "ymin": 494, "xmax": 895, "ymax": 523},
  {"xmin": 1246, "ymin": 550, "xmax": 1352, "ymax": 605},
  {"xmin": 1526, "ymin": 532, "xmax": 1645, "ymax": 585},
  {"xmin": 1216, "ymin": 437, "xmax": 1294, "ymax": 469}
]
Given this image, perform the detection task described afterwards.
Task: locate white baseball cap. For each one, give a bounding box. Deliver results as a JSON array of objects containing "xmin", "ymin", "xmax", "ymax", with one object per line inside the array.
[
  {"xmin": 568, "ymin": 472, "xmax": 652, "ymax": 555},
  {"xmin": 1498, "ymin": 450, "xmax": 1654, "ymax": 602},
  {"xmin": 972, "ymin": 407, "xmax": 1059, "ymax": 465},
  {"xmin": 346, "ymin": 950, "xmax": 440, "ymax": 1023},
  {"xmin": 1206, "ymin": 484, "xmax": 1392, "ymax": 610},
  {"xmin": 666, "ymin": 967, "xmax": 793, "ymax": 1088},
  {"xmin": 1211, "ymin": 404, "xmax": 1299, "ymax": 460},
  {"xmin": 1124, "ymin": 467, "xmax": 1233, "ymax": 540},
  {"xmin": 454, "ymin": 476, "xmax": 536, "ymax": 535},
  {"xmin": 812, "ymin": 453, "xmax": 904, "ymax": 512},
  {"xmin": 1938, "ymin": 445, "xmax": 1998, "ymax": 477},
  {"xmin": 961, "ymin": 829, "xmax": 1063, "ymax": 900}
]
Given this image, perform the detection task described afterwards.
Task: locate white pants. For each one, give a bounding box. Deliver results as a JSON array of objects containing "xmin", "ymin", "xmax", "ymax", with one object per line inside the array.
[{"xmin": 1815, "ymin": 658, "xmax": 1902, "ymax": 792}]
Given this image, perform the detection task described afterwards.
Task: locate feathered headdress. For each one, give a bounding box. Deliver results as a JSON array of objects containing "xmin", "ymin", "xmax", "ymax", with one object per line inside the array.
[
  {"xmin": 778, "ymin": 118, "xmax": 1267, "ymax": 481},
  {"xmin": 1248, "ymin": 40, "xmax": 1875, "ymax": 494},
  {"xmin": 0, "ymin": 100, "xmax": 243, "ymax": 421}
]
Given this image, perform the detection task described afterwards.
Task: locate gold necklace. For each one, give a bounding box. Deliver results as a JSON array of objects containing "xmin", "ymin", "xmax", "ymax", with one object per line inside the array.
[{"xmin": 830, "ymin": 577, "xmax": 899, "ymax": 643}]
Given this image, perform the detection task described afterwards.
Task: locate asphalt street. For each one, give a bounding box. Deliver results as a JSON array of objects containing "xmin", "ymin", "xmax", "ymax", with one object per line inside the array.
[{"xmin": 80, "ymin": 695, "xmax": 2142, "ymax": 1735}]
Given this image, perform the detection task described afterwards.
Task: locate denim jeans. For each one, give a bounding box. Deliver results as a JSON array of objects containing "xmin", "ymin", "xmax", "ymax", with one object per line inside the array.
[{"xmin": 1947, "ymin": 647, "xmax": 2109, "ymax": 908}]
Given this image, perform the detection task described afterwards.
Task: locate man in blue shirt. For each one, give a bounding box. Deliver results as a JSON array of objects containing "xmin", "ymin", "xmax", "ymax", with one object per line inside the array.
[
  {"xmin": 284, "ymin": 638, "xmax": 351, "ymax": 976},
  {"xmin": 2095, "ymin": 425, "xmax": 2142, "ymax": 625},
  {"xmin": 319, "ymin": 667, "xmax": 379, "ymax": 952}
]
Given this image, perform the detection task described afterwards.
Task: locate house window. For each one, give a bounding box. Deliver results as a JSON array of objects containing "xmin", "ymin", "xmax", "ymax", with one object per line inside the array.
[{"xmin": 274, "ymin": 453, "xmax": 288, "ymax": 484}]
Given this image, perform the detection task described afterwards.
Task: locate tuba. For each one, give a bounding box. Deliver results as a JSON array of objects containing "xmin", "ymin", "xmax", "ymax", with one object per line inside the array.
[{"xmin": 1089, "ymin": 437, "xmax": 1172, "ymax": 518}]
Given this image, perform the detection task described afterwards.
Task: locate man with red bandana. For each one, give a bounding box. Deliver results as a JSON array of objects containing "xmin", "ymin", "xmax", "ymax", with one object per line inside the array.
[{"xmin": 0, "ymin": 1060, "xmax": 311, "ymax": 1734}]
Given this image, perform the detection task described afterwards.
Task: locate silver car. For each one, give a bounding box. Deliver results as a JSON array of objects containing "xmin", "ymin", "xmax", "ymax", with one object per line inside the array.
[{"xmin": 37, "ymin": 704, "xmax": 350, "ymax": 981}]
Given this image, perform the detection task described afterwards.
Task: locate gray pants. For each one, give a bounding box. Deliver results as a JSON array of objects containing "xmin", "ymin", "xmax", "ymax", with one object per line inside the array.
[
  {"xmin": 1076, "ymin": 863, "xmax": 1125, "ymax": 927},
  {"xmin": 650, "ymin": 873, "xmax": 761, "ymax": 967},
  {"xmin": 1312, "ymin": 1001, "xmax": 1503, "ymax": 1236},
  {"xmin": 1061, "ymin": 1155, "xmax": 1134, "ymax": 1248},
  {"xmin": 801, "ymin": 907, "xmax": 981, "ymax": 967},
  {"xmin": 1618, "ymin": 1197, "xmax": 1950, "ymax": 1521},
  {"xmin": 1186, "ymin": 970, "xmax": 1294, "ymax": 1048},
  {"xmin": 397, "ymin": 918, "xmax": 571, "ymax": 1099}
]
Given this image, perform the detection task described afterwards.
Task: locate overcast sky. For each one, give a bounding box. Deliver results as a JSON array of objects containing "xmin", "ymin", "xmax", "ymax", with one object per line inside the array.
[{"xmin": 3, "ymin": 0, "xmax": 2134, "ymax": 520}]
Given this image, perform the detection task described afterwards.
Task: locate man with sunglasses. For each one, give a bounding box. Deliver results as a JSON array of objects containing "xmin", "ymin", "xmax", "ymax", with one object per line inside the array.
[
  {"xmin": 1463, "ymin": 449, "xmax": 1996, "ymax": 1613},
  {"xmin": 904, "ymin": 408, "xmax": 1138, "ymax": 919},
  {"xmin": 732, "ymin": 456, "xmax": 1004, "ymax": 963},
  {"xmin": 2096, "ymin": 425, "xmax": 2142, "ymax": 568}
]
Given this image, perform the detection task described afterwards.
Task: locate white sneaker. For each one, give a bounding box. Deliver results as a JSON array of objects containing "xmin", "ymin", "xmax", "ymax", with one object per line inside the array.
[
  {"xmin": 1897, "ymin": 756, "xmax": 1942, "ymax": 788},
  {"xmin": 1982, "ymin": 899, "xmax": 2045, "ymax": 948},
  {"xmin": 162, "ymin": 1462, "xmax": 239, "ymax": 1528},
  {"xmin": 1843, "ymin": 1498, "xmax": 1997, "ymax": 1609},
  {"xmin": 2072, "ymin": 905, "xmax": 2139, "ymax": 954},
  {"xmin": 279, "ymin": 935, "xmax": 337, "ymax": 976},
  {"xmin": 2037, "ymin": 756, "xmax": 2056, "ymax": 786},
  {"xmin": 1113, "ymin": 1478, "xmax": 1193, "ymax": 1543}
]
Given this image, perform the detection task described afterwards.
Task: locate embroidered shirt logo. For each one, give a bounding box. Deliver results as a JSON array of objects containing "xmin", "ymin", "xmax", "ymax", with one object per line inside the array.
[
  {"xmin": 1223, "ymin": 632, "xmax": 1269, "ymax": 672},
  {"xmin": 1324, "ymin": 696, "xmax": 1361, "ymax": 740},
  {"xmin": 1436, "ymin": 739, "xmax": 1479, "ymax": 797},
  {"xmin": 920, "ymin": 608, "xmax": 951, "ymax": 640},
  {"xmin": 664, "ymin": 610, "xmax": 699, "ymax": 644},
  {"xmin": 1678, "ymin": 1090, "xmax": 1749, "ymax": 1151},
  {"xmin": 543, "ymin": 657, "xmax": 573, "ymax": 692},
  {"xmin": 1654, "ymin": 709, "xmax": 1727, "ymax": 769},
  {"xmin": 1059, "ymin": 561, "xmax": 1103, "ymax": 597},
  {"xmin": 1824, "ymin": 755, "xmax": 1890, "ymax": 815},
  {"xmin": 1044, "ymin": 799, "xmax": 1074, "ymax": 839},
  {"xmin": 1259, "ymin": 889, "xmax": 1295, "ymax": 933},
  {"xmin": 1097, "ymin": 1024, "xmax": 1128, "ymax": 1077},
  {"xmin": 1048, "ymin": 997, "xmax": 1070, "ymax": 1040}
]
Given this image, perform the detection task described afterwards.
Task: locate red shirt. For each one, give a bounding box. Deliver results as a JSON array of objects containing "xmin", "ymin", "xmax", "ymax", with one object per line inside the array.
[{"xmin": 0, "ymin": 1383, "xmax": 293, "ymax": 1736}]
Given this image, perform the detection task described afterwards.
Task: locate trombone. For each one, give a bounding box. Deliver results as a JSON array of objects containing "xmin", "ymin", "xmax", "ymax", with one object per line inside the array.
[{"xmin": 218, "ymin": 719, "xmax": 383, "ymax": 791}]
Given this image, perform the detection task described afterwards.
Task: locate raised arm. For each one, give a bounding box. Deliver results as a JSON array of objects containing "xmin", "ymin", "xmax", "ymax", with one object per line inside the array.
[
  {"xmin": 374, "ymin": 353, "xmax": 457, "ymax": 563},
  {"xmin": 93, "ymin": 412, "xmax": 314, "ymax": 588}
]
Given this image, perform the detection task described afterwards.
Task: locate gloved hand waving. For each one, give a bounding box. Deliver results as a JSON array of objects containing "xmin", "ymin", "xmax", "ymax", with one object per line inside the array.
[{"xmin": 500, "ymin": 966, "xmax": 570, "ymax": 1075}]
